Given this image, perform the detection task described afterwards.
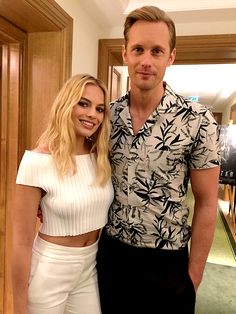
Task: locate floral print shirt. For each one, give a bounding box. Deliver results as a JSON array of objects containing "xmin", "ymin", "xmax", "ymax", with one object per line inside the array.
[{"xmin": 105, "ymin": 83, "xmax": 220, "ymax": 249}]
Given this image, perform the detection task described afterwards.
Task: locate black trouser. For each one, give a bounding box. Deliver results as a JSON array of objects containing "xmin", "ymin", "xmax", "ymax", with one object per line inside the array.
[{"xmin": 97, "ymin": 229, "xmax": 196, "ymax": 314}]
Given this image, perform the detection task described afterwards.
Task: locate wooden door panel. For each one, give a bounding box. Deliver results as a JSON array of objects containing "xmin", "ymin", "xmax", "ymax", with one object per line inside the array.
[{"xmin": 0, "ymin": 1, "xmax": 73, "ymax": 312}]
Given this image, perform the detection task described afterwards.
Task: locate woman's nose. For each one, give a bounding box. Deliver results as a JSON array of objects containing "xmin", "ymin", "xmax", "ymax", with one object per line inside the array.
[{"xmin": 87, "ymin": 106, "xmax": 96, "ymax": 117}]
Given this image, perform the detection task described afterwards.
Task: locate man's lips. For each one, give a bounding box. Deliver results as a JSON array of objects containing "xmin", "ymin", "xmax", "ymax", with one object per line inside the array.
[{"xmin": 137, "ymin": 71, "xmax": 153, "ymax": 76}]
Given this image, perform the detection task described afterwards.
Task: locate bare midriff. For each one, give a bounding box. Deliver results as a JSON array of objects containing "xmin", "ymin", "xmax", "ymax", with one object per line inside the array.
[{"xmin": 38, "ymin": 229, "xmax": 100, "ymax": 247}]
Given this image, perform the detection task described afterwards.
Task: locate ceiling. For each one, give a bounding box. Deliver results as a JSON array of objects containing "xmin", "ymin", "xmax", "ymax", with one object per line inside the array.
[
  {"xmin": 79, "ymin": 0, "xmax": 236, "ymax": 111},
  {"xmin": 164, "ymin": 64, "xmax": 236, "ymax": 111},
  {"xmin": 80, "ymin": 0, "xmax": 236, "ymax": 29}
]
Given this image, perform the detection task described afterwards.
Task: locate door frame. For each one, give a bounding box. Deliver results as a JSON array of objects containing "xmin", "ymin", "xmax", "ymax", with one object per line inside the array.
[
  {"xmin": 97, "ymin": 34, "xmax": 236, "ymax": 99},
  {"xmin": 0, "ymin": 1, "xmax": 73, "ymax": 312}
]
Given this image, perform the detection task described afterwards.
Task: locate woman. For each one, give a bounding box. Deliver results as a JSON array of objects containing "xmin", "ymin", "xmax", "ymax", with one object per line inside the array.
[{"xmin": 12, "ymin": 74, "xmax": 114, "ymax": 314}]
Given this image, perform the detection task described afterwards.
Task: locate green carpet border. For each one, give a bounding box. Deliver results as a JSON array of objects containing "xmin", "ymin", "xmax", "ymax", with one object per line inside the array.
[{"xmin": 218, "ymin": 206, "xmax": 236, "ymax": 260}]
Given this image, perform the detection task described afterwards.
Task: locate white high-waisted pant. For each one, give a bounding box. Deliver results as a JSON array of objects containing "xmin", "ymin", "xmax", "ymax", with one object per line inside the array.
[{"xmin": 28, "ymin": 235, "xmax": 101, "ymax": 314}]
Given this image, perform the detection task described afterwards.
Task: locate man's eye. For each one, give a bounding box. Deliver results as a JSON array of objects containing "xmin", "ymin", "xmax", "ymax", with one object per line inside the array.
[
  {"xmin": 133, "ymin": 47, "xmax": 143, "ymax": 53},
  {"xmin": 152, "ymin": 49, "xmax": 162, "ymax": 55}
]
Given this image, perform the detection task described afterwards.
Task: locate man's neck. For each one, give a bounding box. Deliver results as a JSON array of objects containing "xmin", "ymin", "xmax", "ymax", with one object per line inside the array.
[
  {"xmin": 129, "ymin": 82, "xmax": 165, "ymax": 113},
  {"xmin": 128, "ymin": 82, "xmax": 165, "ymax": 135}
]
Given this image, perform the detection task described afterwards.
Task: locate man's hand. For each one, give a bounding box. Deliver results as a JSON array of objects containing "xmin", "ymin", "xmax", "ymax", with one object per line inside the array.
[{"xmin": 37, "ymin": 208, "xmax": 43, "ymax": 223}]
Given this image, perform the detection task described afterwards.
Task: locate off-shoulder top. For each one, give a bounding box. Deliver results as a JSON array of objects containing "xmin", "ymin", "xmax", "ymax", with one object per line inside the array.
[{"xmin": 16, "ymin": 150, "xmax": 114, "ymax": 236}]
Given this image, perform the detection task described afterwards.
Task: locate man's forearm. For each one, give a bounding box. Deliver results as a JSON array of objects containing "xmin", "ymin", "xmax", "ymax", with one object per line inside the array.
[{"xmin": 188, "ymin": 204, "xmax": 217, "ymax": 290}]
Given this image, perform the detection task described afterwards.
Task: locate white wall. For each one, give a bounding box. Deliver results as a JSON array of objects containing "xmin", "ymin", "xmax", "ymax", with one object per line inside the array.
[
  {"xmin": 55, "ymin": 1, "xmax": 236, "ymax": 78},
  {"xmin": 108, "ymin": 20, "xmax": 236, "ymax": 38},
  {"xmin": 55, "ymin": 0, "xmax": 106, "ymax": 76},
  {"xmin": 55, "ymin": 1, "xmax": 236, "ymax": 123},
  {"xmin": 176, "ymin": 21, "xmax": 236, "ymax": 36}
]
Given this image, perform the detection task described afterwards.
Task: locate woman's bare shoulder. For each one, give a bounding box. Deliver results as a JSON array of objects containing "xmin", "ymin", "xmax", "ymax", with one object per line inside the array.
[{"xmin": 32, "ymin": 145, "xmax": 50, "ymax": 154}]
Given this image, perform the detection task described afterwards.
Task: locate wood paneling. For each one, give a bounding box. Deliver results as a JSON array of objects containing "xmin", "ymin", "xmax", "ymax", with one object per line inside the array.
[
  {"xmin": 0, "ymin": 0, "xmax": 68, "ymax": 32},
  {"xmin": 27, "ymin": 31, "xmax": 62, "ymax": 148},
  {"xmin": 110, "ymin": 67, "xmax": 121, "ymax": 101},
  {"xmin": 230, "ymin": 103, "xmax": 236, "ymax": 123},
  {"xmin": 0, "ymin": 40, "xmax": 23, "ymax": 314},
  {"xmin": 98, "ymin": 34, "xmax": 236, "ymax": 87},
  {"xmin": 0, "ymin": 45, "xmax": 8, "ymax": 314},
  {"xmin": 0, "ymin": 1, "xmax": 73, "ymax": 313},
  {"xmin": 98, "ymin": 38, "xmax": 124, "ymax": 86},
  {"xmin": 4, "ymin": 43, "xmax": 21, "ymax": 313},
  {"xmin": 213, "ymin": 112, "xmax": 223, "ymax": 125}
]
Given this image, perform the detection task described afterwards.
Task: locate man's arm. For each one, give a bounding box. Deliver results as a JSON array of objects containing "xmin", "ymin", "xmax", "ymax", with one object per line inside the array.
[{"xmin": 188, "ymin": 166, "xmax": 220, "ymax": 291}]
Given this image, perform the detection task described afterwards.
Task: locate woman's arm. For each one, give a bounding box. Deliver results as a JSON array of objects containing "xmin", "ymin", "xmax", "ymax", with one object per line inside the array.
[{"xmin": 12, "ymin": 184, "xmax": 41, "ymax": 314}]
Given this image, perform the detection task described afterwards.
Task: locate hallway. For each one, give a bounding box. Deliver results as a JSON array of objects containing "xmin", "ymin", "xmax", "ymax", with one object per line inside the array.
[
  {"xmin": 187, "ymin": 185, "xmax": 236, "ymax": 267},
  {"xmin": 187, "ymin": 186, "xmax": 236, "ymax": 313}
]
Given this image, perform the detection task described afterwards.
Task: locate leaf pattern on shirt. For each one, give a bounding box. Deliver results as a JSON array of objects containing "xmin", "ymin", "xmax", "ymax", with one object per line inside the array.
[{"xmin": 106, "ymin": 84, "xmax": 220, "ymax": 249}]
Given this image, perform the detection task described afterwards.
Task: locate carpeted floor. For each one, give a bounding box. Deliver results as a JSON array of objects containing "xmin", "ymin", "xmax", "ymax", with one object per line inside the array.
[
  {"xmin": 186, "ymin": 186, "xmax": 236, "ymax": 313},
  {"xmin": 187, "ymin": 186, "xmax": 236, "ymax": 268},
  {"xmin": 196, "ymin": 262, "xmax": 236, "ymax": 314}
]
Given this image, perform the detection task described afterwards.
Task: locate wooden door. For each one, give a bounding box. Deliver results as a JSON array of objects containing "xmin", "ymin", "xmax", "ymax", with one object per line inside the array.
[
  {"xmin": 97, "ymin": 35, "xmax": 236, "ymax": 100},
  {"xmin": 0, "ymin": 1, "xmax": 73, "ymax": 313}
]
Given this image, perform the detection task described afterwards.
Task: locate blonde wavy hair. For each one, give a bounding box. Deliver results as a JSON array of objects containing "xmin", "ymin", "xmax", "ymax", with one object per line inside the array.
[{"xmin": 37, "ymin": 74, "xmax": 111, "ymax": 185}]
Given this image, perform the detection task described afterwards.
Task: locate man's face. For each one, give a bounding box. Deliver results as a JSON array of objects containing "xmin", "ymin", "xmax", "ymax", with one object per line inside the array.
[{"xmin": 123, "ymin": 20, "xmax": 176, "ymax": 92}]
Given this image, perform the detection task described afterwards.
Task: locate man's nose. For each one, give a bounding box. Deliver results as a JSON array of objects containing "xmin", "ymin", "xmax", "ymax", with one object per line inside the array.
[{"xmin": 140, "ymin": 52, "xmax": 152, "ymax": 67}]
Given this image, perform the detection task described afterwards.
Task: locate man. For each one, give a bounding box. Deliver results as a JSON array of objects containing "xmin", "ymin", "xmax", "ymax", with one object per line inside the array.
[{"xmin": 96, "ymin": 5, "xmax": 220, "ymax": 314}]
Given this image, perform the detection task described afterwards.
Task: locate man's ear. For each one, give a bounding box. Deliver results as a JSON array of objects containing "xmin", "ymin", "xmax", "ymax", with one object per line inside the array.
[
  {"xmin": 167, "ymin": 48, "xmax": 176, "ymax": 67},
  {"xmin": 122, "ymin": 45, "xmax": 128, "ymax": 64}
]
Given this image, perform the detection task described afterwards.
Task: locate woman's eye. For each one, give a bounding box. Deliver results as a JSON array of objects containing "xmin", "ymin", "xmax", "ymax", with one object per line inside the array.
[
  {"xmin": 78, "ymin": 101, "xmax": 88, "ymax": 107},
  {"xmin": 97, "ymin": 107, "xmax": 105, "ymax": 113}
]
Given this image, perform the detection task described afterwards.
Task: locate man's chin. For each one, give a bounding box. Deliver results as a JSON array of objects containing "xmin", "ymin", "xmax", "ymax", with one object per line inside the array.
[{"xmin": 136, "ymin": 81, "xmax": 154, "ymax": 90}]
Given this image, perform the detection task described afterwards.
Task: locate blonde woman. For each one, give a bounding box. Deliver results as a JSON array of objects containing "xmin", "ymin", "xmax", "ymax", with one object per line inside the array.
[{"xmin": 12, "ymin": 74, "xmax": 114, "ymax": 314}]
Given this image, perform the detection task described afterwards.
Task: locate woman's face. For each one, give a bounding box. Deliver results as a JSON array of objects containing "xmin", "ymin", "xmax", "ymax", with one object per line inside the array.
[{"xmin": 72, "ymin": 83, "xmax": 105, "ymax": 140}]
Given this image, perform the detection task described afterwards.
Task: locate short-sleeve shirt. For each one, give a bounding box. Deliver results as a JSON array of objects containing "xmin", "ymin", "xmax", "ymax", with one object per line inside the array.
[{"xmin": 105, "ymin": 83, "xmax": 220, "ymax": 249}]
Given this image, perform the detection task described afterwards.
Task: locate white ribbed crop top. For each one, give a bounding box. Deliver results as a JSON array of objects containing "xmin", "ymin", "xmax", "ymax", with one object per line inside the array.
[{"xmin": 16, "ymin": 150, "xmax": 114, "ymax": 236}]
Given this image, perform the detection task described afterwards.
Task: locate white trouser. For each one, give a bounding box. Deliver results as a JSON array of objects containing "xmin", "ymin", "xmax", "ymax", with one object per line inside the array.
[{"xmin": 28, "ymin": 235, "xmax": 101, "ymax": 314}]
